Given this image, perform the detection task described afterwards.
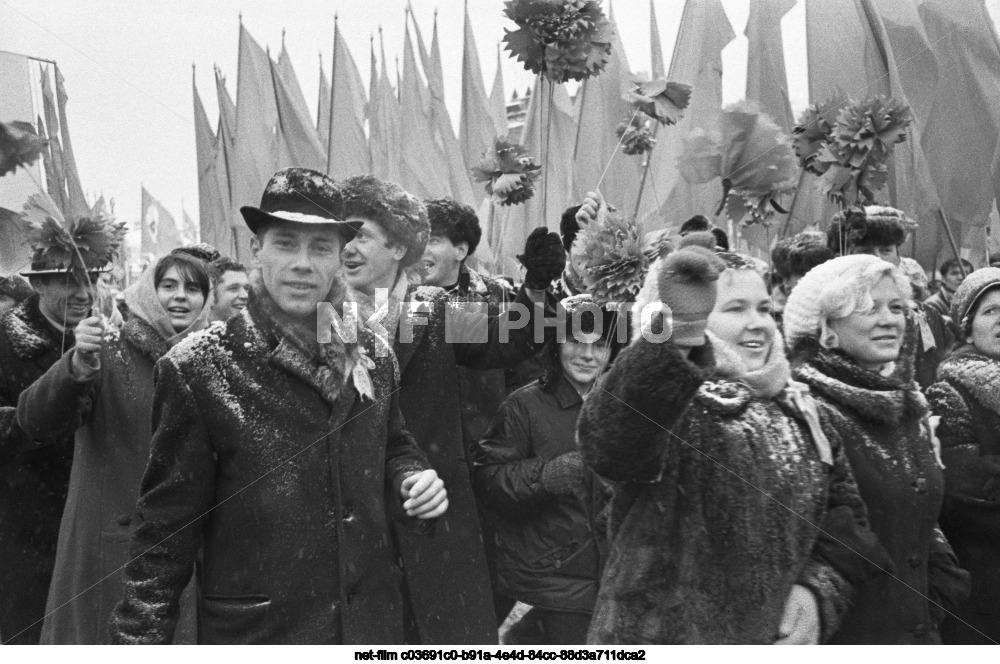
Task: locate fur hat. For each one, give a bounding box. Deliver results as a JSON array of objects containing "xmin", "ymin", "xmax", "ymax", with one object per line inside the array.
[
  {"xmin": 424, "ymin": 198, "xmax": 482, "ymax": 255},
  {"xmin": 826, "ymin": 205, "xmax": 916, "ymax": 255},
  {"xmin": 340, "ymin": 175, "xmax": 429, "ymax": 267},
  {"xmin": 772, "ymin": 231, "xmax": 833, "ymax": 280},
  {"xmin": 240, "ymin": 168, "xmax": 360, "ymax": 239},
  {"xmin": 558, "ymin": 293, "xmax": 619, "ymax": 342},
  {"xmin": 784, "ymin": 254, "xmax": 910, "ymax": 351},
  {"xmin": 951, "ymin": 267, "xmax": 1000, "ymax": 336}
]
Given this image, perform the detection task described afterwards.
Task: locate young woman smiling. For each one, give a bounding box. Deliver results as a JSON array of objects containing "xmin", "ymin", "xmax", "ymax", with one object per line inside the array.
[{"xmin": 785, "ymin": 254, "xmax": 970, "ymax": 644}]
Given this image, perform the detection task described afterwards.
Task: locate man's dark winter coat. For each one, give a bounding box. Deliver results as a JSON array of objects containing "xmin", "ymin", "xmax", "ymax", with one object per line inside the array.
[
  {"xmin": 0, "ymin": 295, "xmax": 74, "ymax": 644},
  {"xmin": 108, "ymin": 293, "xmax": 430, "ymax": 644}
]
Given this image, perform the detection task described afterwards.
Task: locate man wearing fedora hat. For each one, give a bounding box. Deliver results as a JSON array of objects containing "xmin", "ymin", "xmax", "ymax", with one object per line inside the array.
[
  {"xmin": 110, "ymin": 168, "xmax": 446, "ymax": 644},
  {"xmin": 0, "ymin": 215, "xmax": 124, "ymax": 643}
]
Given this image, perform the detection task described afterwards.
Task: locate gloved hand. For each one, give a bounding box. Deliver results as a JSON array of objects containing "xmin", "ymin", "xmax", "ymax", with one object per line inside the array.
[
  {"xmin": 518, "ymin": 227, "xmax": 566, "ymax": 290},
  {"xmin": 541, "ymin": 451, "xmax": 585, "ymax": 496},
  {"xmin": 656, "ymin": 246, "xmax": 724, "ymax": 348}
]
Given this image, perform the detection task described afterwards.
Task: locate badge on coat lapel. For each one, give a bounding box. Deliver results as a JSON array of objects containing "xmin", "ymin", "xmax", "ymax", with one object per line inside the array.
[{"xmin": 352, "ymin": 346, "xmax": 376, "ymax": 402}]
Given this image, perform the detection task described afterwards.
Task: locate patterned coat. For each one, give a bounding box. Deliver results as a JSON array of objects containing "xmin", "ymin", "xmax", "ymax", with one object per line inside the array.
[
  {"xmin": 108, "ymin": 291, "xmax": 430, "ymax": 644},
  {"xmin": 793, "ymin": 343, "xmax": 971, "ymax": 643},
  {"xmin": 580, "ymin": 337, "xmax": 882, "ymax": 644},
  {"xmin": 926, "ymin": 348, "xmax": 1000, "ymax": 643},
  {"xmin": 0, "ymin": 295, "xmax": 75, "ymax": 644}
]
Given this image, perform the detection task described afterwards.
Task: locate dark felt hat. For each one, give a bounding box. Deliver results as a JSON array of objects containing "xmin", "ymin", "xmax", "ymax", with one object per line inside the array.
[{"xmin": 240, "ymin": 168, "xmax": 361, "ymax": 240}]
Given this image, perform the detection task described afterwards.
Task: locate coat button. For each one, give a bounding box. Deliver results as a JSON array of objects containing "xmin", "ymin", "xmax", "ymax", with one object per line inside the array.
[
  {"xmin": 342, "ymin": 506, "xmax": 355, "ymax": 523},
  {"xmin": 908, "ymin": 555, "xmax": 921, "ymax": 568},
  {"xmin": 912, "ymin": 478, "xmax": 927, "ymax": 492},
  {"xmin": 116, "ymin": 514, "xmax": 132, "ymax": 526},
  {"xmin": 912, "ymin": 623, "xmax": 928, "ymax": 638}
]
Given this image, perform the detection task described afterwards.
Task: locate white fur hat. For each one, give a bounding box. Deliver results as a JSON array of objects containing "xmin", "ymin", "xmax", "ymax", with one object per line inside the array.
[{"xmin": 783, "ymin": 254, "xmax": 908, "ymax": 351}]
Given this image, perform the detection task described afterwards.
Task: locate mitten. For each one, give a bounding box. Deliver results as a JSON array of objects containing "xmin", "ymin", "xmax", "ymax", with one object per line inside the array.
[
  {"xmin": 656, "ymin": 246, "xmax": 724, "ymax": 346},
  {"xmin": 541, "ymin": 452, "xmax": 585, "ymax": 495},
  {"xmin": 518, "ymin": 227, "xmax": 567, "ymax": 290}
]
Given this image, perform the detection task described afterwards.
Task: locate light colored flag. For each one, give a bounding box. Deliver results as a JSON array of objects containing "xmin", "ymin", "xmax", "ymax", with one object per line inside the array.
[
  {"xmin": 275, "ymin": 38, "xmax": 312, "ymax": 125},
  {"xmin": 54, "ymin": 66, "xmax": 90, "ymax": 220},
  {"xmin": 39, "ymin": 67, "xmax": 68, "ymax": 215},
  {"xmin": 141, "ymin": 186, "xmax": 183, "ymax": 257},
  {"xmin": 213, "ymin": 67, "xmax": 236, "ymax": 257},
  {"xmin": 231, "ymin": 22, "xmax": 279, "ymax": 262},
  {"xmin": 182, "ymin": 208, "xmax": 198, "ymax": 245},
  {"xmin": 572, "ymin": 11, "xmax": 644, "ymax": 215},
  {"xmin": 499, "ymin": 77, "xmax": 577, "ymax": 275},
  {"xmin": 193, "ymin": 68, "xmax": 222, "ymax": 251},
  {"xmin": 917, "ymin": 0, "xmax": 1000, "ymax": 251},
  {"xmin": 399, "ymin": 25, "xmax": 451, "ymax": 199},
  {"xmin": 489, "ymin": 44, "xmax": 508, "ymax": 137},
  {"xmin": 650, "ymin": 0, "xmax": 666, "ymax": 78},
  {"xmin": 318, "ymin": 55, "xmax": 330, "ymax": 149},
  {"xmin": 0, "ymin": 50, "xmax": 44, "ymax": 238},
  {"xmin": 326, "ymin": 19, "xmax": 370, "ymax": 179},
  {"xmin": 370, "ymin": 35, "xmax": 403, "ymax": 184},
  {"xmin": 410, "ymin": 7, "xmax": 476, "ymax": 206},
  {"xmin": 460, "ymin": 6, "xmax": 497, "ymax": 197},
  {"xmin": 270, "ymin": 55, "xmax": 327, "ymax": 172},
  {"xmin": 646, "ymin": 0, "xmax": 735, "ymax": 231}
]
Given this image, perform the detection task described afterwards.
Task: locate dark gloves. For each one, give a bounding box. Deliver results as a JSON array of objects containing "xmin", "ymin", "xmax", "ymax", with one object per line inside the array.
[
  {"xmin": 518, "ymin": 226, "xmax": 566, "ymax": 290},
  {"xmin": 656, "ymin": 246, "xmax": 724, "ymax": 347},
  {"xmin": 541, "ymin": 452, "xmax": 585, "ymax": 496}
]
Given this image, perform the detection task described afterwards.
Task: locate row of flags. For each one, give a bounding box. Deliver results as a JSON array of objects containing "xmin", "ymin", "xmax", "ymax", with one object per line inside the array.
[{"xmin": 192, "ymin": 0, "xmax": 1000, "ymax": 272}]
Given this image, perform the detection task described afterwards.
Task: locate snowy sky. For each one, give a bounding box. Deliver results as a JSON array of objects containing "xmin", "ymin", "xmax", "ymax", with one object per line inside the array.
[{"xmin": 0, "ymin": 0, "xmax": 996, "ymax": 239}]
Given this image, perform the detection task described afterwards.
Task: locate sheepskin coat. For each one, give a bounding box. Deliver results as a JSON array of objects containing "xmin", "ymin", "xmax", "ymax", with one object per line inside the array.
[
  {"xmin": 473, "ymin": 376, "xmax": 607, "ymax": 614},
  {"xmin": 793, "ymin": 344, "xmax": 971, "ymax": 644},
  {"xmin": 0, "ymin": 294, "xmax": 75, "ymax": 644},
  {"xmin": 580, "ymin": 337, "xmax": 881, "ymax": 644},
  {"xmin": 108, "ymin": 288, "xmax": 430, "ymax": 644},
  {"xmin": 388, "ymin": 280, "xmax": 550, "ymax": 644},
  {"xmin": 926, "ymin": 347, "xmax": 1000, "ymax": 643}
]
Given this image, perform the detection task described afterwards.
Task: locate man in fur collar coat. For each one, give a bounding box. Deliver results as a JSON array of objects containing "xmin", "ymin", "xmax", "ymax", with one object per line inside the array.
[
  {"xmin": 0, "ymin": 221, "xmax": 123, "ymax": 643},
  {"xmin": 108, "ymin": 169, "xmax": 445, "ymax": 644},
  {"xmin": 340, "ymin": 176, "xmax": 563, "ymax": 643}
]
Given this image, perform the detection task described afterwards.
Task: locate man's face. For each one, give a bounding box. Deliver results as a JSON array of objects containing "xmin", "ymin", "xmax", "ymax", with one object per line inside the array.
[
  {"xmin": 35, "ymin": 275, "xmax": 93, "ymax": 327},
  {"xmin": 850, "ymin": 243, "xmax": 900, "ymax": 266},
  {"xmin": 212, "ymin": 270, "xmax": 250, "ymax": 321},
  {"xmin": 421, "ymin": 234, "xmax": 467, "ymax": 287},
  {"xmin": 942, "ymin": 265, "xmax": 966, "ymax": 292},
  {"xmin": 251, "ymin": 221, "xmax": 344, "ymax": 319},
  {"xmin": 341, "ymin": 218, "xmax": 406, "ymax": 295}
]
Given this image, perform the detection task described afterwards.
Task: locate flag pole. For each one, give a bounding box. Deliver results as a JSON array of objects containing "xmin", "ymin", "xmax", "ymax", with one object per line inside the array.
[
  {"xmin": 632, "ymin": 123, "xmax": 660, "ymax": 221},
  {"xmin": 541, "ymin": 78, "xmax": 554, "ymax": 226},
  {"xmin": 937, "ymin": 208, "xmax": 966, "ymax": 276}
]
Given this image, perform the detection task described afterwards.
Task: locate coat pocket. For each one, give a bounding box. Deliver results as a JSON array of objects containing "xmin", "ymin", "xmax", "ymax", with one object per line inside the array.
[{"xmin": 199, "ymin": 594, "xmax": 271, "ymax": 644}]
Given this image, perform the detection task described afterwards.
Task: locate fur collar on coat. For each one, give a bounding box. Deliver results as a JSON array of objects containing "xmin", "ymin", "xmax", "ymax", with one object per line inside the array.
[{"xmin": 1, "ymin": 294, "xmax": 66, "ymax": 360}]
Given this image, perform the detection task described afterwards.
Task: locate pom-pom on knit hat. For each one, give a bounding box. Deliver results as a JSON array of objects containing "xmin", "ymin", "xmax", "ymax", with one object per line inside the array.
[
  {"xmin": 951, "ymin": 267, "xmax": 1000, "ymax": 338},
  {"xmin": 783, "ymin": 254, "xmax": 892, "ymax": 350}
]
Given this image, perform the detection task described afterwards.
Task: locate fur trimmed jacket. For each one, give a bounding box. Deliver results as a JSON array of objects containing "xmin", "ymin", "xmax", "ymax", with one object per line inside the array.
[
  {"xmin": 793, "ymin": 343, "xmax": 971, "ymax": 644},
  {"xmin": 580, "ymin": 336, "xmax": 882, "ymax": 644},
  {"xmin": 108, "ymin": 285, "xmax": 430, "ymax": 644},
  {"xmin": 0, "ymin": 295, "xmax": 75, "ymax": 644},
  {"xmin": 926, "ymin": 347, "xmax": 1000, "ymax": 643}
]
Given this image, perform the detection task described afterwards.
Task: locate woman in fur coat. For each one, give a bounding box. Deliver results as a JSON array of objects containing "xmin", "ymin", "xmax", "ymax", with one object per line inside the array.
[
  {"xmin": 580, "ymin": 243, "xmax": 886, "ymax": 645},
  {"xmin": 785, "ymin": 254, "xmax": 970, "ymax": 644},
  {"xmin": 925, "ymin": 267, "xmax": 1000, "ymax": 643},
  {"xmin": 16, "ymin": 251, "xmax": 207, "ymax": 644}
]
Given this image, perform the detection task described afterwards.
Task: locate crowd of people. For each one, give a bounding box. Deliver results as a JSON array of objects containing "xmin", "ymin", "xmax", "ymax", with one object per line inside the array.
[{"xmin": 0, "ymin": 166, "xmax": 997, "ymax": 645}]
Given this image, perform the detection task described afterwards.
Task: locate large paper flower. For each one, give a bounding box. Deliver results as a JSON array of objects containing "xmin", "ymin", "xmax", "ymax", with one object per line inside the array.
[
  {"xmin": 616, "ymin": 114, "xmax": 656, "ymax": 156},
  {"xmin": 22, "ymin": 194, "xmax": 127, "ymax": 283},
  {"xmin": 471, "ymin": 137, "xmax": 542, "ymax": 206},
  {"xmin": 792, "ymin": 93, "xmax": 847, "ymax": 175},
  {"xmin": 571, "ymin": 205, "xmax": 648, "ymax": 306},
  {"xmin": 502, "ymin": 0, "xmax": 614, "ymax": 83},
  {"xmin": 623, "ymin": 79, "xmax": 692, "ymax": 126},
  {"xmin": 678, "ymin": 104, "xmax": 799, "ymax": 226},
  {"xmin": 0, "ymin": 121, "xmax": 48, "ymax": 178}
]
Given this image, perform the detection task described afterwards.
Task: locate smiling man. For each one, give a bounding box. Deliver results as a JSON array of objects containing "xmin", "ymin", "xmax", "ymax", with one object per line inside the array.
[
  {"xmin": 339, "ymin": 175, "xmax": 563, "ymax": 644},
  {"xmin": 109, "ymin": 168, "xmax": 445, "ymax": 645},
  {"xmin": 207, "ymin": 257, "xmax": 249, "ymax": 322}
]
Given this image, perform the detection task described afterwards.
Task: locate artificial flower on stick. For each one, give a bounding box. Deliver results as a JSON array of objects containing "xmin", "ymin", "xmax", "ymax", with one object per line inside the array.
[
  {"xmin": 471, "ymin": 137, "xmax": 542, "ymax": 206},
  {"xmin": 571, "ymin": 200, "xmax": 649, "ymax": 306},
  {"xmin": 616, "ymin": 114, "xmax": 656, "ymax": 156},
  {"xmin": 623, "ymin": 79, "xmax": 692, "ymax": 126},
  {"xmin": 502, "ymin": 0, "xmax": 614, "ymax": 83},
  {"xmin": 0, "ymin": 121, "xmax": 48, "ymax": 178}
]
